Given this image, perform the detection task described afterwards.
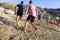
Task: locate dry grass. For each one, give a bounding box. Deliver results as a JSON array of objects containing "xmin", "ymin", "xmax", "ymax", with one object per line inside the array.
[{"xmin": 0, "ymin": 13, "xmax": 60, "ymax": 40}]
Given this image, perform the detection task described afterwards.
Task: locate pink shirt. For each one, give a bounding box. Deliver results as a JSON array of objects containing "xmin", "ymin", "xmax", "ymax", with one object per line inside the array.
[{"xmin": 29, "ymin": 4, "xmax": 36, "ymax": 17}]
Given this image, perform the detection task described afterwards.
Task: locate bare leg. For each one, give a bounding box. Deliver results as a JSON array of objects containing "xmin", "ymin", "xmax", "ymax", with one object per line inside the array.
[
  {"xmin": 24, "ymin": 21, "xmax": 28, "ymax": 31},
  {"xmin": 17, "ymin": 20, "xmax": 20, "ymax": 26},
  {"xmin": 40, "ymin": 20, "xmax": 42, "ymax": 25},
  {"xmin": 30, "ymin": 22, "xmax": 37, "ymax": 32},
  {"xmin": 38, "ymin": 20, "xmax": 41, "ymax": 25},
  {"xmin": 18, "ymin": 17, "xmax": 21, "ymax": 26},
  {"xmin": 16, "ymin": 16, "xmax": 20, "ymax": 26}
]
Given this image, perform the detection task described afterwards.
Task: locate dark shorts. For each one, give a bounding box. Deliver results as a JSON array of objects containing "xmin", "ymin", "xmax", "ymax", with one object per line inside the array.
[
  {"xmin": 26, "ymin": 15, "xmax": 35, "ymax": 22},
  {"xmin": 17, "ymin": 10, "xmax": 23, "ymax": 18}
]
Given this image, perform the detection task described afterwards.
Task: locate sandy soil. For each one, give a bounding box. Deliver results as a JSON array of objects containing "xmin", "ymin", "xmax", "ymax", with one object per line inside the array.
[{"xmin": 0, "ymin": 13, "xmax": 60, "ymax": 40}]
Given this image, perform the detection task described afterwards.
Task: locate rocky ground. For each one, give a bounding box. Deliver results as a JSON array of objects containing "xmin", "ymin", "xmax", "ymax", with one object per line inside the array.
[{"xmin": 0, "ymin": 12, "xmax": 60, "ymax": 40}]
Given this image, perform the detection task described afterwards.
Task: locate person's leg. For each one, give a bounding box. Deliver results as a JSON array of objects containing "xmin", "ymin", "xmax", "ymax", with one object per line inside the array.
[
  {"xmin": 16, "ymin": 15, "xmax": 18, "ymax": 25},
  {"xmin": 38, "ymin": 20, "xmax": 41, "ymax": 25},
  {"xmin": 38, "ymin": 16, "xmax": 41, "ymax": 25},
  {"xmin": 16, "ymin": 12, "xmax": 23, "ymax": 26},
  {"xmin": 24, "ymin": 21, "xmax": 28, "ymax": 31},
  {"xmin": 58, "ymin": 17, "xmax": 60, "ymax": 27},
  {"xmin": 18, "ymin": 14, "xmax": 23, "ymax": 26},
  {"xmin": 17, "ymin": 16, "xmax": 21, "ymax": 26},
  {"xmin": 16, "ymin": 15, "xmax": 20, "ymax": 26},
  {"xmin": 16, "ymin": 11, "xmax": 20, "ymax": 26},
  {"xmin": 46, "ymin": 17, "xmax": 49, "ymax": 25},
  {"xmin": 30, "ymin": 16, "xmax": 37, "ymax": 32},
  {"xmin": 30, "ymin": 22, "xmax": 37, "ymax": 32},
  {"xmin": 24, "ymin": 15, "xmax": 30, "ymax": 31},
  {"xmin": 39, "ymin": 19, "xmax": 42, "ymax": 25}
]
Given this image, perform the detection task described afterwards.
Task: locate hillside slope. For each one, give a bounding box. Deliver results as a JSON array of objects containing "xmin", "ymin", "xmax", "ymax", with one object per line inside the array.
[
  {"xmin": 0, "ymin": 12, "xmax": 60, "ymax": 40},
  {"xmin": 44, "ymin": 8, "xmax": 60, "ymax": 17}
]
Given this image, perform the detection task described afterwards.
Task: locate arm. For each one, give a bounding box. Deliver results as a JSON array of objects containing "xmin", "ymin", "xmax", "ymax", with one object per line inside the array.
[
  {"xmin": 28, "ymin": 5, "xmax": 30, "ymax": 14},
  {"xmin": 26, "ymin": 5, "xmax": 30, "ymax": 14},
  {"xmin": 14, "ymin": 5, "xmax": 18, "ymax": 15},
  {"xmin": 36, "ymin": 8, "xmax": 38, "ymax": 19}
]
